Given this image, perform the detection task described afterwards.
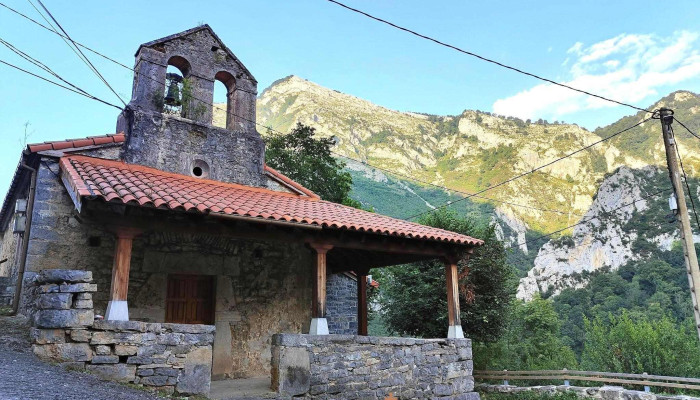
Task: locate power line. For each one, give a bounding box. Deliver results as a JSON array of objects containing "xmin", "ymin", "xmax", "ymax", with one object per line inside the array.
[
  {"xmin": 505, "ymin": 187, "xmax": 671, "ymax": 252},
  {"xmin": 673, "ymin": 129, "xmax": 700, "ymax": 229},
  {"xmin": 0, "ymin": 37, "xmax": 96, "ymax": 100},
  {"xmin": 330, "ymin": 150, "xmax": 581, "ymax": 217},
  {"xmin": 28, "ymin": 0, "xmax": 127, "ymax": 107},
  {"xmin": 2, "ymin": 2, "xmax": 654, "ymax": 228},
  {"xmin": 323, "ymin": 0, "xmax": 652, "ymax": 114},
  {"xmin": 674, "ymin": 116, "xmax": 700, "ymax": 141},
  {"xmin": 406, "ymin": 117, "xmax": 653, "ymax": 221},
  {"xmin": 0, "ymin": 58, "xmax": 123, "ymax": 110}
]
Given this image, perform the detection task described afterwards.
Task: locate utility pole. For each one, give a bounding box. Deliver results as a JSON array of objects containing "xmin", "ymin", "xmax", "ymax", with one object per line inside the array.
[{"xmin": 659, "ymin": 108, "xmax": 700, "ymax": 341}]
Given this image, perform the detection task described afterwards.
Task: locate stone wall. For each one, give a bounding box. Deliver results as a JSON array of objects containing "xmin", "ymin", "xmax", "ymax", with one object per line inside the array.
[
  {"xmin": 272, "ymin": 334, "xmax": 478, "ymax": 400},
  {"xmin": 30, "ymin": 269, "xmax": 214, "ymax": 396},
  {"xmin": 478, "ymin": 384, "xmax": 700, "ymax": 400},
  {"xmin": 326, "ymin": 273, "xmax": 357, "ymax": 335}
]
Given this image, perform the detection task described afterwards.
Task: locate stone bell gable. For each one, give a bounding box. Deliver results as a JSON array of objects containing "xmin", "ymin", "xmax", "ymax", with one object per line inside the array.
[{"xmin": 117, "ymin": 24, "xmax": 266, "ymax": 188}]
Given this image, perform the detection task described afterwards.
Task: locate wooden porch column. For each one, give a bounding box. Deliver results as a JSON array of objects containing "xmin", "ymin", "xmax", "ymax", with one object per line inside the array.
[
  {"xmin": 105, "ymin": 228, "xmax": 140, "ymax": 321},
  {"xmin": 309, "ymin": 243, "xmax": 333, "ymax": 335},
  {"xmin": 445, "ymin": 258, "xmax": 464, "ymax": 338},
  {"xmin": 356, "ymin": 269, "xmax": 368, "ymax": 336}
]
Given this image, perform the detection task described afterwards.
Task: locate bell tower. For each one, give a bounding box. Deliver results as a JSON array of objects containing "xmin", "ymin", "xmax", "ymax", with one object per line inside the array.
[{"xmin": 117, "ymin": 25, "xmax": 266, "ymax": 187}]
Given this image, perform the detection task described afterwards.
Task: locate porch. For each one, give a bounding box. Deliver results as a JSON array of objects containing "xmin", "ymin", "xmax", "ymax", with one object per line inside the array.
[{"xmin": 56, "ymin": 154, "xmax": 482, "ymax": 397}]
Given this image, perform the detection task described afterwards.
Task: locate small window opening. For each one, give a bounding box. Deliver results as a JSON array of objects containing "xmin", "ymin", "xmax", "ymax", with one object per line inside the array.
[
  {"xmin": 211, "ymin": 46, "xmax": 220, "ymax": 52},
  {"xmin": 191, "ymin": 159, "xmax": 210, "ymax": 178},
  {"xmin": 88, "ymin": 236, "xmax": 101, "ymax": 247},
  {"xmin": 212, "ymin": 79, "xmax": 228, "ymax": 128},
  {"xmin": 213, "ymin": 71, "xmax": 236, "ymax": 129}
]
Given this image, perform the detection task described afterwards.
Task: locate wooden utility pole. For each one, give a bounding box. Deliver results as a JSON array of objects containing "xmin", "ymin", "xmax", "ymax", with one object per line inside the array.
[{"xmin": 659, "ymin": 108, "xmax": 700, "ymax": 341}]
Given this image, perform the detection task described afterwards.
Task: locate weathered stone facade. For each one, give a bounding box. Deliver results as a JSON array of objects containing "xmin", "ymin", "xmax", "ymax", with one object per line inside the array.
[
  {"xmin": 272, "ymin": 334, "xmax": 478, "ymax": 399},
  {"xmin": 30, "ymin": 269, "xmax": 214, "ymax": 395},
  {"xmin": 326, "ymin": 272, "xmax": 358, "ymax": 335},
  {"xmin": 117, "ymin": 25, "xmax": 265, "ymax": 187}
]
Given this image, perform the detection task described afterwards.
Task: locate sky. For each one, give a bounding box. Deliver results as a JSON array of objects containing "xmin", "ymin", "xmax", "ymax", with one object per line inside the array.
[{"xmin": 1, "ymin": 0, "xmax": 700, "ymax": 198}]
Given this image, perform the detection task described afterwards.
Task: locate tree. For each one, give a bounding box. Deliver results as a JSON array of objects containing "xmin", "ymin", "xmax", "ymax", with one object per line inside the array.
[
  {"xmin": 474, "ymin": 297, "xmax": 577, "ymax": 371},
  {"xmin": 265, "ymin": 123, "xmax": 361, "ymax": 207},
  {"xmin": 581, "ymin": 312, "xmax": 700, "ymax": 377},
  {"xmin": 377, "ymin": 209, "xmax": 515, "ymax": 342}
]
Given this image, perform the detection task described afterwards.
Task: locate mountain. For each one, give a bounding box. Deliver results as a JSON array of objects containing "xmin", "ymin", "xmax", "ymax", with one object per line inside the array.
[{"xmin": 216, "ymin": 75, "xmax": 700, "ymax": 299}]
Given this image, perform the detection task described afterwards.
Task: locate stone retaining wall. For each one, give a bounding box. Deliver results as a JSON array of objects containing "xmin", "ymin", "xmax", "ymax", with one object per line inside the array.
[
  {"xmin": 30, "ymin": 269, "xmax": 214, "ymax": 396},
  {"xmin": 478, "ymin": 384, "xmax": 700, "ymax": 400},
  {"xmin": 272, "ymin": 333, "xmax": 479, "ymax": 400}
]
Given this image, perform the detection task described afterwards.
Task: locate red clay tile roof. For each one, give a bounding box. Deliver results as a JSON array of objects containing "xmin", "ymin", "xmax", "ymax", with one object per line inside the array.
[
  {"xmin": 264, "ymin": 165, "xmax": 320, "ymax": 199},
  {"xmin": 27, "ymin": 133, "xmax": 125, "ymax": 153},
  {"xmin": 59, "ymin": 155, "xmax": 482, "ymax": 246}
]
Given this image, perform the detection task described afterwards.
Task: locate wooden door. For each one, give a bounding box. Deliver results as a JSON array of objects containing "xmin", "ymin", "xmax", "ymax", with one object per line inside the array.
[{"xmin": 165, "ymin": 274, "xmax": 215, "ymax": 325}]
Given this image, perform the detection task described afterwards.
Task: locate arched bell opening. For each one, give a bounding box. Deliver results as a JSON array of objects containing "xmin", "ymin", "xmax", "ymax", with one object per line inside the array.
[
  {"xmin": 213, "ymin": 71, "xmax": 236, "ymax": 130},
  {"xmin": 163, "ymin": 56, "xmax": 191, "ymax": 118}
]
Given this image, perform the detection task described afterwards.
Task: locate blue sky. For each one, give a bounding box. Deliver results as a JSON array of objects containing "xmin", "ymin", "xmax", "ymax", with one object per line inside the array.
[{"xmin": 1, "ymin": 0, "xmax": 700, "ymax": 198}]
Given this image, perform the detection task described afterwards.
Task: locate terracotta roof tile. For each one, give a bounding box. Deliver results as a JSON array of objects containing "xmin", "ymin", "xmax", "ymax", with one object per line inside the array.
[
  {"xmin": 27, "ymin": 133, "xmax": 125, "ymax": 153},
  {"xmin": 59, "ymin": 155, "xmax": 482, "ymax": 246}
]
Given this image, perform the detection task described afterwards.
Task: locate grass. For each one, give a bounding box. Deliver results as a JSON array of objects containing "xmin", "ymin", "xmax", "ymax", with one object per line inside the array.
[{"xmin": 479, "ymin": 391, "xmax": 581, "ymax": 400}]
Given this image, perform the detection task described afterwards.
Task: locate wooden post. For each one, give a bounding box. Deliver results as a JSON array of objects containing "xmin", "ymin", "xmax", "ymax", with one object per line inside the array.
[
  {"xmin": 357, "ymin": 270, "xmax": 368, "ymax": 336},
  {"xmin": 309, "ymin": 243, "xmax": 333, "ymax": 335},
  {"xmin": 105, "ymin": 228, "xmax": 140, "ymax": 321},
  {"xmin": 445, "ymin": 258, "xmax": 464, "ymax": 338}
]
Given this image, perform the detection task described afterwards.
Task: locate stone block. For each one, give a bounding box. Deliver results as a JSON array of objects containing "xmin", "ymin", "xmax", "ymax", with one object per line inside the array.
[
  {"xmin": 90, "ymin": 331, "xmax": 153, "ymax": 345},
  {"xmin": 138, "ymin": 369, "xmax": 154, "ymax": 377},
  {"xmin": 70, "ymin": 329, "xmax": 92, "ymax": 342},
  {"xmin": 30, "ymin": 328, "xmax": 66, "ymax": 344},
  {"xmin": 137, "ymin": 344, "xmax": 166, "ymax": 357},
  {"xmin": 272, "ymin": 346, "xmax": 310, "ymax": 396},
  {"xmin": 141, "ymin": 375, "xmax": 169, "ymax": 386},
  {"xmin": 59, "ymin": 283, "xmax": 97, "ymax": 293},
  {"xmin": 37, "ymin": 293, "xmax": 73, "ymax": 309},
  {"xmin": 162, "ymin": 323, "xmax": 216, "ymax": 334},
  {"xmin": 86, "ymin": 364, "xmax": 136, "ymax": 383},
  {"xmin": 176, "ymin": 346, "xmax": 212, "ymax": 395},
  {"xmin": 155, "ymin": 367, "xmax": 179, "ymax": 377},
  {"xmin": 93, "ymin": 320, "xmax": 159, "ymax": 332},
  {"xmin": 35, "ymin": 270, "xmax": 93, "ymax": 284},
  {"xmin": 91, "ymin": 355, "xmax": 119, "ymax": 364},
  {"xmin": 34, "ymin": 309, "xmax": 94, "ymax": 328},
  {"xmin": 114, "ymin": 345, "xmax": 138, "ymax": 356},
  {"xmin": 73, "ymin": 299, "xmax": 93, "ymax": 309},
  {"xmin": 37, "ymin": 284, "xmax": 59, "ymax": 293},
  {"xmin": 95, "ymin": 345, "xmax": 111, "ymax": 355},
  {"xmin": 75, "ymin": 292, "xmax": 92, "ymax": 301},
  {"xmin": 33, "ymin": 343, "xmax": 93, "ymax": 362}
]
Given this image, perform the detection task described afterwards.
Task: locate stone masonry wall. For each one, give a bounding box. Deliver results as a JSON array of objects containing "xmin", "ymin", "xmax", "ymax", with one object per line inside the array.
[
  {"xmin": 30, "ymin": 269, "xmax": 214, "ymax": 396},
  {"xmin": 272, "ymin": 334, "xmax": 478, "ymax": 400},
  {"xmin": 326, "ymin": 273, "xmax": 357, "ymax": 335},
  {"xmin": 478, "ymin": 384, "xmax": 700, "ymax": 400}
]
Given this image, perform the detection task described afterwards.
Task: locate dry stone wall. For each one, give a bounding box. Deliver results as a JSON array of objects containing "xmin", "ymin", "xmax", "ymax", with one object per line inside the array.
[
  {"xmin": 272, "ymin": 334, "xmax": 478, "ymax": 400},
  {"xmin": 478, "ymin": 384, "xmax": 700, "ymax": 400},
  {"xmin": 29, "ymin": 269, "xmax": 214, "ymax": 396}
]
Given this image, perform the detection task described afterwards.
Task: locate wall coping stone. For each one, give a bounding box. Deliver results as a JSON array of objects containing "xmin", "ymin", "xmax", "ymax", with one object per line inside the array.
[
  {"xmin": 35, "ymin": 270, "xmax": 93, "ymax": 284},
  {"xmin": 272, "ymin": 333, "xmax": 471, "ymax": 347}
]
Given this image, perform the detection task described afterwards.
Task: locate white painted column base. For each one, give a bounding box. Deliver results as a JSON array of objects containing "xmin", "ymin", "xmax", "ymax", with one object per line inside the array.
[
  {"xmin": 309, "ymin": 318, "xmax": 329, "ymax": 335},
  {"xmin": 105, "ymin": 300, "xmax": 129, "ymax": 321},
  {"xmin": 448, "ymin": 324, "xmax": 464, "ymax": 339}
]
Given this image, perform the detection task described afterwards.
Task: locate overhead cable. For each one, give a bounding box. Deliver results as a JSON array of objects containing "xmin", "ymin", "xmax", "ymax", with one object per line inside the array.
[
  {"xmin": 323, "ymin": 0, "xmax": 652, "ymax": 114},
  {"xmin": 405, "ymin": 117, "xmax": 653, "ymax": 221}
]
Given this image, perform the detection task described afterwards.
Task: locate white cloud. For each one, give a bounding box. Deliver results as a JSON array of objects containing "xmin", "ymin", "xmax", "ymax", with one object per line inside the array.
[{"xmin": 493, "ymin": 31, "xmax": 700, "ymax": 122}]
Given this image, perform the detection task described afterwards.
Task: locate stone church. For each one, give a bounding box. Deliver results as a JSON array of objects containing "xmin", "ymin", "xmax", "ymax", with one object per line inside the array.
[{"xmin": 0, "ymin": 25, "xmax": 482, "ymax": 398}]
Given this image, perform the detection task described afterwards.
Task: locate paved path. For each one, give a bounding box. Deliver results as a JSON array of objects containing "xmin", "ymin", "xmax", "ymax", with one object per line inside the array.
[{"xmin": 0, "ymin": 315, "xmax": 164, "ymax": 400}]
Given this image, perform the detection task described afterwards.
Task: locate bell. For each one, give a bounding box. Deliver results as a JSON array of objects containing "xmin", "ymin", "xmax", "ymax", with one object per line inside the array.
[{"xmin": 164, "ymin": 73, "xmax": 183, "ymax": 106}]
